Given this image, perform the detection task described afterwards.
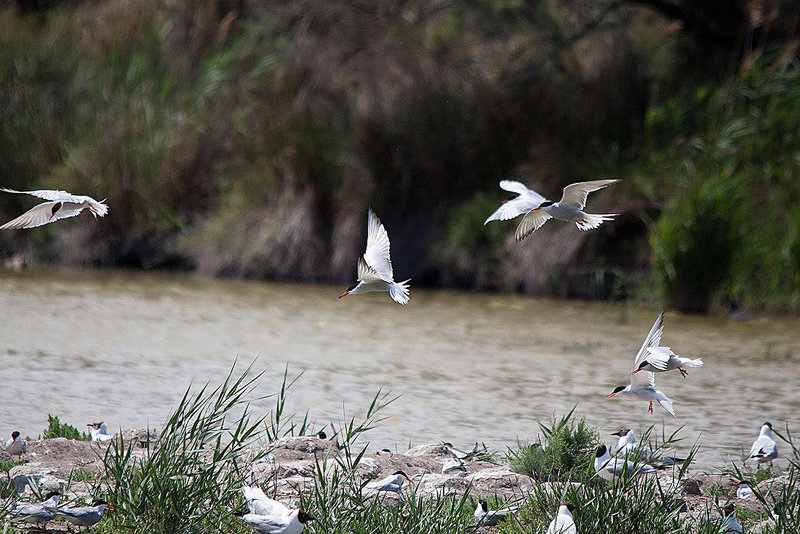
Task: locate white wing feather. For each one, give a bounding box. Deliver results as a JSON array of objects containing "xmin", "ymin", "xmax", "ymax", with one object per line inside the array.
[
  {"xmin": 0, "ymin": 188, "xmax": 94, "ymax": 203},
  {"xmin": 514, "ymin": 210, "xmax": 552, "ymax": 240},
  {"xmin": 0, "ymin": 202, "xmax": 82, "ymax": 230},
  {"xmin": 632, "ymin": 311, "xmax": 665, "ymax": 371},
  {"xmin": 363, "ymin": 208, "xmax": 394, "ymax": 281},
  {"xmin": 559, "ymin": 179, "xmax": 619, "ymax": 209}
]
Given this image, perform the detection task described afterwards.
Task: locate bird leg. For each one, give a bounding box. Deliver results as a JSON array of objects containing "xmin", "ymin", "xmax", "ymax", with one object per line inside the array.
[
  {"xmin": 679, "ymin": 368, "xmax": 687, "ymax": 378},
  {"xmin": 648, "ymin": 401, "xmax": 653, "ymax": 414}
]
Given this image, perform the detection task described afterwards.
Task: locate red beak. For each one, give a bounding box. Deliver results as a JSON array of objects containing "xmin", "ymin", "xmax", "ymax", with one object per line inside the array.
[
  {"xmin": 607, "ymin": 392, "xmax": 617, "ymax": 398},
  {"xmin": 338, "ymin": 292, "xmax": 348, "ymax": 299}
]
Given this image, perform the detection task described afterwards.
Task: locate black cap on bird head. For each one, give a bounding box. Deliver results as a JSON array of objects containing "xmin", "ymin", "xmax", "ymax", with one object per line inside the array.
[
  {"xmin": 723, "ymin": 503, "xmax": 736, "ymax": 515},
  {"xmin": 611, "ymin": 428, "xmax": 630, "ymax": 437},
  {"xmin": 298, "ymin": 511, "xmax": 315, "ymax": 523},
  {"xmin": 44, "ymin": 491, "xmax": 61, "ymax": 500},
  {"xmin": 607, "ymin": 386, "xmax": 626, "ymax": 398},
  {"xmin": 11, "ymin": 431, "xmax": 20, "ymax": 440},
  {"xmin": 476, "ymin": 499, "xmax": 488, "ymax": 512},
  {"xmin": 392, "ymin": 470, "xmax": 411, "ymax": 480},
  {"xmin": 635, "ymin": 361, "xmax": 649, "ymax": 372},
  {"xmin": 595, "ymin": 444, "xmax": 608, "ymax": 457},
  {"xmin": 764, "ymin": 422, "xmax": 773, "ymax": 428},
  {"xmin": 562, "ymin": 502, "xmax": 576, "ymax": 512},
  {"xmin": 538, "ymin": 200, "xmax": 555, "ymax": 208},
  {"xmin": 51, "ymin": 202, "xmax": 62, "ymax": 215}
]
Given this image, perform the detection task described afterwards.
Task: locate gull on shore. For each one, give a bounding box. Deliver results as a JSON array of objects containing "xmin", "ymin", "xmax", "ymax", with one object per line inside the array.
[
  {"xmin": 747, "ymin": 422, "xmax": 778, "ymax": 466},
  {"xmin": 545, "ymin": 502, "xmax": 578, "ymax": 534},
  {"xmin": 474, "ymin": 499, "xmax": 515, "ymax": 526},
  {"xmin": 594, "ymin": 444, "xmax": 662, "ymax": 481},
  {"xmin": 5, "ymin": 430, "xmax": 26, "ymax": 460}
]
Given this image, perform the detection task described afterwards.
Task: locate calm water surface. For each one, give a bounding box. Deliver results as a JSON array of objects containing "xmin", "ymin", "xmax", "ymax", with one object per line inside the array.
[{"xmin": 2, "ymin": 269, "xmax": 799, "ymax": 471}]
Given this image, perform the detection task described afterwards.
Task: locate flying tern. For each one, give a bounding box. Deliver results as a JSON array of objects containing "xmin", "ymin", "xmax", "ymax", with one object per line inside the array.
[
  {"xmin": 51, "ymin": 499, "xmax": 112, "ymax": 528},
  {"xmin": 339, "ymin": 208, "xmax": 410, "ymax": 305},
  {"xmin": 242, "ymin": 485, "xmax": 291, "ymax": 517},
  {"xmin": 633, "ymin": 346, "xmax": 703, "ymax": 378},
  {"xmin": 607, "ymin": 311, "xmax": 678, "ymax": 417},
  {"xmin": 545, "ymin": 502, "xmax": 578, "ymax": 534},
  {"xmin": 611, "ymin": 428, "xmax": 685, "ymax": 465},
  {"xmin": 485, "ymin": 179, "xmax": 618, "ymax": 240},
  {"xmin": 0, "ymin": 188, "xmax": 108, "ymax": 230},
  {"xmin": 6, "ymin": 430, "xmax": 26, "ymax": 460},
  {"xmin": 474, "ymin": 499, "xmax": 514, "ymax": 526},
  {"xmin": 10, "ymin": 492, "xmax": 60, "ymax": 526},
  {"xmin": 747, "ymin": 422, "xmax": 778, "ymax": 466},
  {"xmin": 594, "ymin": 444, "xmax": 662, "ymax": 481},
  {"xmin": 366, "ymin": 470, "xmax": 412, "ymax": 492},
  {"xmin": 239, "ymin": 510, "xmax": 315, "ymax": 534}
]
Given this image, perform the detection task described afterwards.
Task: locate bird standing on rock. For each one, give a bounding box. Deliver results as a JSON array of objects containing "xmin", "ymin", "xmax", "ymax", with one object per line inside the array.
[
  {"xmin": 366, "ymin": 470, "xmax": 412, "ymax": 492},
  {"xmin": 748, "ymin": 422, "xmax": 778, "ymax": 466},
  {"xmin": 339, "ymin": 208, "xmax": 410, "ymax": 305},
  {"xmin": 0, "ymin": 188, "xmax": 108, "ymax": 230},
  {"xmin": 473, "ymin": 499, "xmax": 515, "ymax": 526}
]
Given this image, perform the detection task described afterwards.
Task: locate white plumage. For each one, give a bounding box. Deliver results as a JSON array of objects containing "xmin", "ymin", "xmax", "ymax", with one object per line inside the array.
[{"xmin": 0, "ymin": 188, "xmax": 108, "ymax": 230}]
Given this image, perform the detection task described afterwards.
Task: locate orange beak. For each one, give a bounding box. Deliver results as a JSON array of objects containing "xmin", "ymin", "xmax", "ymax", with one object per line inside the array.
[
  {"xmin": 338, "ymin": 291, "xmax": 348, "ymax": 299},
  {"xmin": 607, "ymin": 392, "xmax": 617, "ymax": 398}
]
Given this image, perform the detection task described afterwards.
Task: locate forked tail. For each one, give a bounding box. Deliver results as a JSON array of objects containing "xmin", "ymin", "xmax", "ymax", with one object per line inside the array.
[
  {"xmin": 576, "ymin": 213, "xmax": 617, "ymax": 231},
  {"xmin": 683, "ymin": 358, "xmax": 703, "ymax": 368},
  {"xmin": 389, "ymin": 279, "xmax": 411, "ymax": 305}
]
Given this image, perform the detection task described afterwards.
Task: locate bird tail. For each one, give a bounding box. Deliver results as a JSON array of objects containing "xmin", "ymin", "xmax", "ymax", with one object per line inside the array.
[
  {"xmin": 658, "ymin": 397, "xmax": 678, "ymax": 418},
  {"xmin": 576, "ymin": 213, "xmax": 617, "ymax": 231},
  {"xmin": 92, "ymin": 200, "xmax": 109, "ymax": 218},
  {"xmin": 389, "ymin": 279, "xmax": 411, "ymax": 305},
  {"xmin": 682, "ymin": 358, "xmax": 703, "ymax": 368}
]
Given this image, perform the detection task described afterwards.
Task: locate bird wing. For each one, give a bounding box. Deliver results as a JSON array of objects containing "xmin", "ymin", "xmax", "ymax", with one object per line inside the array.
[
  {"xmin": 644, "ymin": 346, "xmax": 673, "ymax": 371},
  {"xmin": 362, "ymin": 208, "xmax": 394, "ymax": 281},
  {"xmin": 630, "ymin": 368, "xmax": 655, "ymax": 390},
  {"xmin": 484, "ymin": 180, "xmax": 547, "ymax": 224},
  {"xmin": 243, "ymin": 486, "xmax": 291, "ymax": 516},
  {"xmin": 514, "ymin": 210, "xmax": 552, "ymax": 240},
  {"xmin": 0, "ymin": 188, "xmax": 91, "ymax": 203},
  {"xmin": 749, "ymin": 436, "xmax": 777, "ymax": 458},
  {"xmin": 632, "ymin": 311, "xmax": 665, "ymax": 372},
  {"xmin": 558, "ymin": 179, "xmax": 619, "ymax": 209},
  {"xmin": 243, "ymin": 513, "xmax": 289, "ymax": 532},
  {"xmin": 0, "ymin": 202, "xmax": 82, "ymax": 230}
]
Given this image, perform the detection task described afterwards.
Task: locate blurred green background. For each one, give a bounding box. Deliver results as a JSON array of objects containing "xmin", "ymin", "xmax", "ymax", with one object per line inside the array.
[{"xmin": 1, "ymin": 0, "xmax": 798, "ymax": 314}]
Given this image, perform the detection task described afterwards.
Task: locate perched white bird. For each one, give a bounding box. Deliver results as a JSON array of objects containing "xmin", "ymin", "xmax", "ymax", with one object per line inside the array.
[
  {"xmin": 51, "ymin": 499, "xmax": 112, "ymax": 528},
  {"xmin": 735, "ymin": 482, "xmax": 753, "ymax": 500},
  {"xmin": 6, "ymin": 430, "xmax": 26, "ymax": 460},
  {"xmin": 748, "ymin": 422, "xmax": 778, "ymax": 466},
  {"xmin": 545, "ymin": 502, "xmax": 578, "ymax": 534},
  {"xmin": 444, "ymin": 441, "xmax": 484, "ymax": 460},
  {"xmin": 721, "ymin": 503, "xmax": 744, "ymax": 533},
  {"xmin": 339, "ymin": 208, "xmax": 410, "ymax": 305},
  {"xmin": 611, "ymin": 428, "xmax": 685, "ymax": 465},
  {"xmin": 607, "ymin": 311, "xmax": 678, "ymax": 417},
  {"xmin": 242, "ymin": 485, "xmax": 291, "ymax": 517},
  {"xmin": 366, "ymin": 470, "xmax": 412, "ymax": 492},
  {"xmin": 594, "ymin": 444, "xmax": 661, "ymax": 481},
  {"xmin": 441, "ymin": 456, "xmax": 467, "ymax": 476},
  {"xmin": 87, "ymin": 421, "xmax": 112, "ymax": 442},
  {"xmin": 473, "ymin": 499, "xmax": 514, "ymax": 526},
  {"xmin": 239, "ymin": 510, "xmax": 314, "ymax": 534},
  {"xmin": 485, "ymin": 179, "xmax": 618, "ymax": 240},
  {"xmin": 483, "ymin": 180, "xmax": 546, "ymax": 224},
  {"xmin": 0, "ymin": 188, "xmax": 108, "ymax": 230},
  {"xmin": 10, "ymin": 492, "xmax": 60, "ymax": 526}
]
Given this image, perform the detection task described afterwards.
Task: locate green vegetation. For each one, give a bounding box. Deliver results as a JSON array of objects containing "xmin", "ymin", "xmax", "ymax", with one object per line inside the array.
[
  {"xmin": 0, "ymin": 1, "xmax": 797, "ymax": 312},
  {"xmin": 40, "ymin": 414, "xmax": 91, "ymax": 441}
]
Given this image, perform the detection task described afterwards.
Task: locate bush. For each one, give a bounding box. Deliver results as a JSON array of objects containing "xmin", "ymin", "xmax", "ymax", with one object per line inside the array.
[{"xmin": 40, "ymin": 414, "xmax": 90, "ymax": 441}]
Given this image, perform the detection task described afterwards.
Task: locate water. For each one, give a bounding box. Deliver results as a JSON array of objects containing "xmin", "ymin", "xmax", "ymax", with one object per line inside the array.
[{"xmin": 2, "ymin": 268, "xmax": 799, "ymax": 471}]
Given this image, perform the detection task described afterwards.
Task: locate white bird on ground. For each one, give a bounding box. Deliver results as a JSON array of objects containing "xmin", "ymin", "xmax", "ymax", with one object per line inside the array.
[
  {"xmin": 339, "ymin": 208, "xmax": 410, "ymax": 305},
  {"xmin": 721, "ymin": 503, "xmax": 744, "ymax": 533},
  {"xmin": 5, "ymin": 430, "xmax": 26, "ymax": 460},
  {"xmin": 242, "ymin": 485, "xmax": 291, "ymax": 517},
  {"xmin": 483, "ymin": 180, "xmax": 546, "ymax": 224},
  {"xmin": 748, "ymin": 422, "xmax": 778, "ymax": 466},
  {"xmin": 594, "ymin": 444, "xmax": 662, "ymax": 481},
  {"xmin": 735, "ymin": 482, "xmax": 753, "ymax": 500},
  {"xmin": 473, "ymin": 499, "xmax": 515, "ymax": 526},
  {"xmin": 10, "ymin": 491, "xmax": 60, "ymax": 527},
  {"xmin": 239, "ymin": 510, "xmax": 315, "ymax": 534},
  {"xmin": 607, "ymin": 311, "xmax": 678, "ymax": 417},
  {"xmin": 366, "ymin": 470, "xmax": 412, "ymax": 492},
  {"xmin": 0, "ymin": 188, "xmax": 108, "ymax": 230},
  {"xmin": 87, "ymin": 421, "xmax": 112, "ymax": 442},
  {"xmin": 441, "ymin": 456, "xmax": 467, "ymax": 476},
  {"xmin": 545, "ymin": 502, "xmax": 578, "ymax": 534},
  {"xmin": 51, "ymin": 499, "xmax": 112, "ymax": 528},
  {"xmin": 611, "ymin": 428, "xmax": 685, "ymax": 465},
  {"xmin": 485, "ymin": 179, "xmax": 618, "ymax": 241}
]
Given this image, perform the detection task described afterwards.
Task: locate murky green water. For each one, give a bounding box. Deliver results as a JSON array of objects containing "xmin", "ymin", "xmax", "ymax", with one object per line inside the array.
[{"xmin": 2, "ymin": 268, "xmax": 799, "ymax": 470}]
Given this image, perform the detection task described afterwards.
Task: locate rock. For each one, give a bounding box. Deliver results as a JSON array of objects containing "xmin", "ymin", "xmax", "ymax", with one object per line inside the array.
[
  {"xmin": 9, "ymin": 464, "xmax": 66, "ymax": 495},
  {"xmin": 466, "ymin": 468, "xmax": 535, "ymax": 497},
  {"xmin": 417, "ymin": 473, "xmax": 471, "ymax": 496},
  {"xmin": 682, "ymin": 478, "xmax": 703, "ymax": 495},
  {"xmin": 406, "ymin": 443, "xmax": 452, "ymax": 458}
]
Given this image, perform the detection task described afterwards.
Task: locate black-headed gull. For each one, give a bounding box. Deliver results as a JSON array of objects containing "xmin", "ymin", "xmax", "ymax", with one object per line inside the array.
[
  {"xmin": 611, "ymin": 428, "xmax": 685, "ymax": 465},
  {"xmin": 748, "ymin": 422, "xmax": 778, "ymax": 466},
  {"xmin": 87, "ymin": 421, "xmax": 113, "ymax": 442},
  {"xmin": 10, "ymin": 492, "xmax": 60, "ymax": 527},
  {"xmin": 339, "ymin": 208, "xmax": 410, "ymax": 305},
  {"xmin": 5, "ymin": 430, "xmax": 26, "ymax": 460},
  {"xmin": 607, "ymin": 312, "xmax": 678, "ymax": 417},
  {"xmin": 366, "ymin": 470, "xmax": 411, "ymax": 492},
  {"xmin": 51, "ymin": 499, "xmax": 112, "ymax": 528},
  {"xmin": 594, "ymin": 444, "xmax": 661, "ymax": 481},
  {"xmin": 545, "ymin": 502, "xmax": 577, "ymax": 534},
  {"xmin": 239, "ymin": 510, "xmax": 315, "ymax": 534},
  {"xmin": 721, "ymin": 503, "xmax": 743, "ymax": 533},
  {"xmin": 0, "ymin": 188, "xmax": 108, "ymax": 229},
  {"xmin": 485, "ymin": 179, "xmax": 618, "ymax": 240},
  {"xmin": 473, "ymin": 499, "xmax": 515, "ymax": 526}
]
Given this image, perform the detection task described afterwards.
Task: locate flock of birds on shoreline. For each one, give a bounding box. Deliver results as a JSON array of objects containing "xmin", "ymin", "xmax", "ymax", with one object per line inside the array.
[{"xmin": 0, "ymin": 182, "xmax": 782, "ymax": 532}]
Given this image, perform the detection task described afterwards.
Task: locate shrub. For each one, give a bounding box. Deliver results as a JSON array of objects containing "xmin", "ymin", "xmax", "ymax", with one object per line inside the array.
[{"xmin": 40, "ymin": 414, "xmax": 91, "ymax": 441}]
